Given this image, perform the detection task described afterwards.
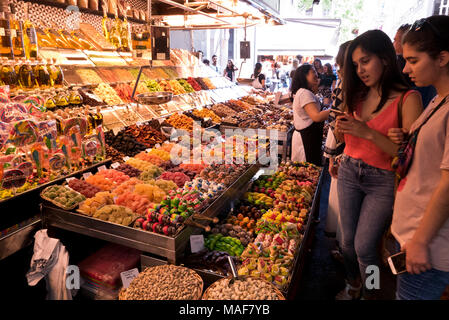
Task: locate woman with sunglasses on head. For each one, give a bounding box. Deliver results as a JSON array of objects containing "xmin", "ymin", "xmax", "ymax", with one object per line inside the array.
[
  {"xmin": 334, "ymin": 30, "xmax": 423, "ymax": 300},
  {"xmin": 388, "ymin": 15, "xmax": 449, "ymax": 300}
]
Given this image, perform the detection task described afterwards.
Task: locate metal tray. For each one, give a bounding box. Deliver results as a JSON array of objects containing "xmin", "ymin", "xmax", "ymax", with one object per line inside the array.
[
  {"xmin": 42, "ymin": 164, "xmax": 261, "ymax": 263},
  {"xmin": 136, "ymin": 92, "xmax": 173, "ymax": 105}
]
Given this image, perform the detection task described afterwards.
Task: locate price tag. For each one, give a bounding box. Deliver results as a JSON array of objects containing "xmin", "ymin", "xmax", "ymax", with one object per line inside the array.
[
  {"xmin": 120, "ymin": 268, "xmax": 140, "ymax": 289},
  {"xmin": 10, "ymin": 29, "xmax": 17, "ymax": 38},
  {"xmin": 98, "ymin": 165, "xmax": 107, "ymax": 171},
  {"xmin": 136, "ymin": 122, "xmax": 142, "ymax": 127},
  {"xmin": 160, "ymin": 110, "xmax": 168, "ymax": 115},
  {"xmin": 155, "ymin": 144, "xmax": 161, "ymax": 148},
  {"xmin": 66, "ymin": 177, "xmax": 76, "ymax": 183},
  {"xmin": 177, "ymin": 111, "xmax": 183, "ymax": 115},
  {"xmin": 83, "ymin": 172, "xmax": 92, "ymax": 179},
  {"xmin": 197, "ymin": 106, "xmax": 203, "ymax": 111},
  {"xmin": 111, "ymin": 162, "xmax": 120, "ymax": 169},
  {"xmin": 123, "ymin": 156, "xmax": 130, "ymax": 162},
  {"xmin": 190, "ymin": 235, "xmax": 205, "ymax": 253},
  {"xmin": 112, "ymin": 127, "xmax": 120, "ymax": 135},
  {"xmin": 145, "ymin": 148, "xmax": 152, "ymax": 153},
  {"xmin": 0, "ymin": 28, "xmax": 5, "ymax": 37}
]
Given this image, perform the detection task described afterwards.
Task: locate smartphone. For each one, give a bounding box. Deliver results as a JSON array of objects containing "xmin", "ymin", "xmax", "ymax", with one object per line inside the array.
[
  {"xmin": 388, "ymin": 251, "xmax": 407, "ymax": 275},
  {"xmin": 330, "ymin": 109, "xmax": 345, "ymax": 116}
]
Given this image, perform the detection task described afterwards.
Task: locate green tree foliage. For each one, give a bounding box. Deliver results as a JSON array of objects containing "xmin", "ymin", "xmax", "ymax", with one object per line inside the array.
[{"xmin": 297, "ymin": 0, "xmax": 366, "ymax": 43}]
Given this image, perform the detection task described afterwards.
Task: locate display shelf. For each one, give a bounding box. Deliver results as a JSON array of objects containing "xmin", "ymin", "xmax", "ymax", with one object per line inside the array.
[
  {"xmin": 21, "ymin": 0, "xmax": 148, "ymax": 25},
  {"xmin": 42, "ymin": 164, "xmax": 260, "ymax": 263},
  {"xmin": 181, "ymin": 167, "xmax": 324, "ymax": 298}
]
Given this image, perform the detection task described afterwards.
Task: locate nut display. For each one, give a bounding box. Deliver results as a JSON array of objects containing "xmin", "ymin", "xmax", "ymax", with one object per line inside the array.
[
  {"xmin": 119, "ymin": 265, "xmax": 203, "ymax": 300},
  {"xmin": 203, "ymin": 277, "xmax": 282, "ymax": 300},
  {"xmin": 93, "ymin": 204, "xmax": 136, "ymax": 226},
  {"xmin": 211, "ymin": 104, "xmax": 237, "ymax": 118},
  {"xmin": 76, "ymin": 69, "xmax": 104, "ymax": 84}
]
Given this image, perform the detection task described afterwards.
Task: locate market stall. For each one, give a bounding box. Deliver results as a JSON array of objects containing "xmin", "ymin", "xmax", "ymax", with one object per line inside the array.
[{"xmin": 0, "ymin": 0, "xmax": 319, "ymax": 301}]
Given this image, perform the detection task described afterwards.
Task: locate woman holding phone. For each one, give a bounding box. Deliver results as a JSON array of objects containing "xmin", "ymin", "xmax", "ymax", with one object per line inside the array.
[
  {"xmin": 389, "ymin": 15, "xmax": 449, "ymax": 300},
  {"xmin": 334, "ymin": 30, "xmax": 423, "ymax": 300}
]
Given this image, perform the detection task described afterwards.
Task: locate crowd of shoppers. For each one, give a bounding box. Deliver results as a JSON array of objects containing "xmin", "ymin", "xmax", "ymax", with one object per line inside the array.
[{"xmin": 290, "ymin": 15, "xmax": 449, "ymax": 300}]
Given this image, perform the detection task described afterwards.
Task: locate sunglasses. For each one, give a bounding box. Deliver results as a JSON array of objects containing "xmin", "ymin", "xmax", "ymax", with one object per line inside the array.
[{"xmin": 411, "ymin": 18, "xmax": 443, "ymax": 41}]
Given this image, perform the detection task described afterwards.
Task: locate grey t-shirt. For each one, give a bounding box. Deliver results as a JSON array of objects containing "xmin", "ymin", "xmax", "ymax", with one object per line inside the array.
[{"xmin": 391, "ymin": 95, "xmax": 449, "ymax": 272}]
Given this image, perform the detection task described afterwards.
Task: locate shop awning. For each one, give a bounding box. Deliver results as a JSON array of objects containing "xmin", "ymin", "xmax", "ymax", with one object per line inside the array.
[
  {"xmin": 255, "ymin": 18, "xmax": 341, "ymax": 59},
  {"xmin": 148, "ymin": 0, "xmax": 285, "ymax": 30}
]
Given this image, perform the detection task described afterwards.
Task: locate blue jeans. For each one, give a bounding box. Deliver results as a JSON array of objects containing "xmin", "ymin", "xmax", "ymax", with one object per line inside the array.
[
  {"xmin": 337, "ymin": 155, "xmax": 395, "ymax": 292},
  {"xmin": 393, "ymin": 241, "xmax": 449, "ymax": 300}
]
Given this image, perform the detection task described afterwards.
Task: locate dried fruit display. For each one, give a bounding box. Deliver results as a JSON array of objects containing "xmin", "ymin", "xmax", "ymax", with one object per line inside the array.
[
  {"xmin": 158, "ymin": 80, "xmax": 186, "ymax": 95},
  {"xmin": 144, "ymin": 179, "xmax": 178, "ymax": 194},
  {"xmin": 115, "ymin": 163, "xmax": 142, "ymax": 178},
  {"xmin": 177, "ymin": 79, "xmax": 194, "ymax": 93},
  {"xmin": 159, "ymin": 171, "xmax": 190, "ymax": 188},
  {"xmin": 112, "ymin": 177, "xmax": 142, "ymax": 196},
  {"xmin": 145, "ymin": 80, "xmax": 161, "ymax": 92},
  {"xmin": 123, "ymin": 124, "xmax": 167, "ymax": 147},
  {"xmin": 105, "ymin": 131, "xmax": 147, "ymax": 156},
  {"xmin": 115, "ymin": 191, "xmax": 152, "ymax": 216},
  {"xmin": 106, "ymin": 145, "xmax": 125, "ymax": 163},
  {"xmin": 200, "ymin": 77, "xmax": 216, "ymax": 89},
  {"xmin": 186, "ymin": 77, "xmax": 202, "ymax": 91},
  {"xmin": 78, "ymin": 191, "xmax": 114, "ymax": 216},
  {"xmin": 93, "ymin": 205, "xmax": 136, "ymax": 226},
  {"xmin": 133, "ymin": 184, "xmax": 166, "ymax": 203},
  {"xmin": 165, "ymin": 113, "xmax": 194, "ymax": 131},
  {"xmin": 93, "ymin": 83, "xmax": 123, "ymax": 106},
  {"xmin": 192, "ymin": 108, "xmax": 221, "ymax": 124},
  {"xmin": 68, "ymin": 178, "xmax": 102, "ymax": 198}
]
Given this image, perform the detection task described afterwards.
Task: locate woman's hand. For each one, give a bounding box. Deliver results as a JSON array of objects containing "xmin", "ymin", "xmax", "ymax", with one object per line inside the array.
[
  {"xmin": 388, "ymin": 128, "xmax": 407, "ymax": 145},
  {"xmin": 335, "ymin": 113, "xmax": 373, "ymax": 140},
  {"xmin": 329, "ymin": 158, "xmax": 339, "ymax": 178},
  {"xmin": 402, "ymin": 240, "xmax": 432, "ymax": 275}
]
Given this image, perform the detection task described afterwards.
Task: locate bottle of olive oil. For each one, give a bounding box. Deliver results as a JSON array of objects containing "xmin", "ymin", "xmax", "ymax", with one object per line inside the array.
[
  {"xmin": 101, "ymin": 6, "xmax": 110, "ymax": 41},
  {"xmin": 22, "ymin": 5, "xmax": 38, "ymax": 59},
  {"xmin": 109, "ymin": 13, "xmax": 122, "ymax": 49},
  {"xmin": 9, "ymin": 5, "xmax": 25, "ymax": 59},
  {"xmin": 34, "ymin": 59, "xmax": 51, "ymax": 89},
  {"xmin": 0, "ymin": 58, "xmax": 19, "ymax": 90},
  {"xmin": 0, "ymin": 12, "xmax": 14, "ymax": 60},
  {"xmin": 120, "ymin": 13, "xmax": 132, "ymax": 52},
  {"xmin": 19, "ymin": 60, "xmax": 37, "ymax": 90}
]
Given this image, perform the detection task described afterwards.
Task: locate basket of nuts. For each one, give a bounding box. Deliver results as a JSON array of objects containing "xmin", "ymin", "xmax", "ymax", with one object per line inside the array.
[
  {"xmin": 118, "ymin": 265, "xmax": 203, "ymax": 300},
  {"xmin": 202, "ymin": 275, "xmax": 285, "ymax": 300}
]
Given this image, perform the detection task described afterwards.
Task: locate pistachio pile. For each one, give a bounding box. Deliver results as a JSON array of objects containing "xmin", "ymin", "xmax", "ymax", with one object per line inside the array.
[
  {"xmin": 204, "ymin": 277, "xmax": 282, "ymax": 300},
  {"xmin": 119, "ymin": 265, "xmax": 203, "ymax": 300}
]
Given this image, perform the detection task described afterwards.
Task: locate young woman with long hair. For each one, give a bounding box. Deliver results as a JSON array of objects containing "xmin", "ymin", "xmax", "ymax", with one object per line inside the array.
[
  {"xmin": 389, "ymin": 15, "xmax": 449, "ymax": 300},
  {"xmin": 334, "ymin": 30, "xmax": 423, "ymax": 299}
]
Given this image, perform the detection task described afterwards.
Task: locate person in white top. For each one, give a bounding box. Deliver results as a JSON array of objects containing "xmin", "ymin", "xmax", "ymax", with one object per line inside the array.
[{"xmin": 290, "ymin": 64, "xmax": 330, "ymax": 165}]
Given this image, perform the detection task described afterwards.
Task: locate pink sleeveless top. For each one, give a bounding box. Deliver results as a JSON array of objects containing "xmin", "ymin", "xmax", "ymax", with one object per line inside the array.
[{"xmin": 344, "ymin": 90, "xmax": 417, "ymax": 171}]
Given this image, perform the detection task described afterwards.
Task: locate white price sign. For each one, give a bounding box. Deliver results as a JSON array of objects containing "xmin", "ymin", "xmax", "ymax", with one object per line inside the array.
[
  {"xmin": 190, "ymin": 235, "xmax": 205, "ymax": 253},
  {"xmin": 145, "ymin": 148, "xmax": 152, "ymax": 153},
  {"xmin": 111, "ymin": 162, "xmax": 120, "ymax": 169},
  {"xmin": 98, "ymin": 165, "xmax": 107, "ymax": 171},
  {"xmin": 120, "ymin": 268, "xmax": 140, "ymax": 289},
  {"xmin": 66, "ymin": 177, "xmax": 76, "ymax": 183},
  {"xmin": 123, "ymin": 156, "xmax": 130, "ymax": 162},
  {"xmin": 83, "ymin": 172, "xmax": 92, "ymax": 179}
]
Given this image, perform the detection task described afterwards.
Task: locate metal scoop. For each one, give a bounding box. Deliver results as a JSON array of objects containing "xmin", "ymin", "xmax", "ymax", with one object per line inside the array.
[{"xmin": 227, "ymin": 255, "xmax": 241, "ymax": 286}]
